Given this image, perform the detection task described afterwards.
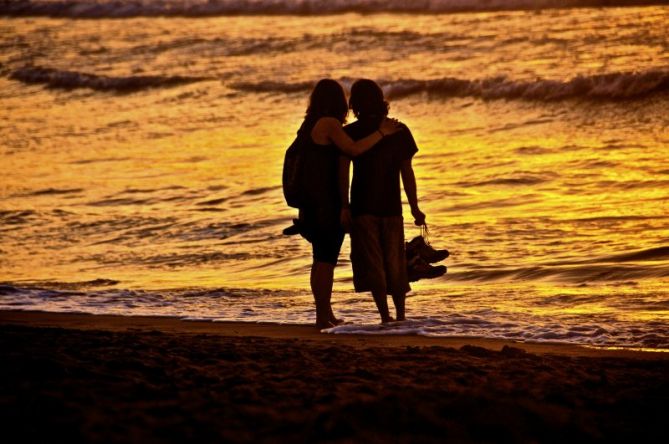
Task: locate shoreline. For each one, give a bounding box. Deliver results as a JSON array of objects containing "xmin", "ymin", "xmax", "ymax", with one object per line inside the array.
[{"xmin": 1, "ymin": 310, "xmax": 667, "ymax": 359}]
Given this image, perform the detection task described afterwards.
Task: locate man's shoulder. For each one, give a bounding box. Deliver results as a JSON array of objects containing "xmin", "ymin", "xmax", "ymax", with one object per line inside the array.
[
  {"xmin": 394, "ymin": 120, "xmax": 413, "ymax": 135},
  {"xmin": 343, "ymin": 120, "xmax": 365, "ymax": 137},
  {"xmin": 387, "ymin": 120, "xmax": 418, "ymax": 157},
  {"xmin": 387, "ymin": 121, "xmax": 414, "ymax": 143},
  {"xmin": 400, "ymin": 122, "xmax": 412, "ymax": 132}
]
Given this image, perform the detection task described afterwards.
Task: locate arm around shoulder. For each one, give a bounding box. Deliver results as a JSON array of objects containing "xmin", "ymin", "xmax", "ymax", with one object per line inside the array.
[{"xmin": 323, "ymin": 118, "xmax": 383, "ymax": 157}]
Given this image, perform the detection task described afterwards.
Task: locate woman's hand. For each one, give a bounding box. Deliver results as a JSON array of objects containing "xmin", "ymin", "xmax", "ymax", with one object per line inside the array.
[
  {"xmin": 411, "ymin": 207, "xmax": 426, "ymax": 226},
  {"xmin": 379, "ymin": 118, "xmax": 402, "ymax": 136},
  {"xmin": 340, "ymin": 207, "xmax": 353, "ymax": 232}
]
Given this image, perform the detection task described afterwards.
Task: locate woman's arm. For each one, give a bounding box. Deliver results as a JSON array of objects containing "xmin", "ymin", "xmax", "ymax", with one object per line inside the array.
[{"xmin": 316, "ymin": 117, "xmax": 400, "ymax": 157}]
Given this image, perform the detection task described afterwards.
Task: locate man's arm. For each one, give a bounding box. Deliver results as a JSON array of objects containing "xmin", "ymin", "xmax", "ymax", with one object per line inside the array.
[
  {"xmin": 401, "ymin": 158, "xmax": 426, "ymax": 226},
  {"xmin": 338, "ymin": 155, "xmax": 352, "ymax": 232}
]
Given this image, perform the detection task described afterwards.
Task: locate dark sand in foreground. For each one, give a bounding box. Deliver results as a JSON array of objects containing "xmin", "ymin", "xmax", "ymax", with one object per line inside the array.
[{"xmin": 1, "ymin": 311, "xmax": 668, "ymax": 443}]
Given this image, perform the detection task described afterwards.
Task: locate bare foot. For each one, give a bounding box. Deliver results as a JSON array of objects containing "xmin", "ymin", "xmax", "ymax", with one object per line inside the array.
[
  {"xmin": 329, "ymin": 316, "xmax": 345, "ymax": 325},
  {"xmin": 381, "ymin": 316, "xmax": 395, "ymax": 324},
  {"xmin": 316, "ymin": 320, "xmax": 336, "ymax": 329},
  {"xmin": 328, "ymin": 308, "xmax": 344, "ymax": 326}
]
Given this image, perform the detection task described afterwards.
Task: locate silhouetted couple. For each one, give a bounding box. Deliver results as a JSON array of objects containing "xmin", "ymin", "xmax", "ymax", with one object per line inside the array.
[{"xmin": 296, "ymin": 79, "xmax": 425, "ymax": 329}]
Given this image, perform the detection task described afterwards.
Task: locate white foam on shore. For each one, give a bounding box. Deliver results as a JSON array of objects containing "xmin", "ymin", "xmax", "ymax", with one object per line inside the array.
[
  {"xmin": 2, "ymin": 284, "xmax": 669, "ymax": 350},
  {"xmin": 323, "ymin": 317, "xmax": 640, "ymax": 349}
]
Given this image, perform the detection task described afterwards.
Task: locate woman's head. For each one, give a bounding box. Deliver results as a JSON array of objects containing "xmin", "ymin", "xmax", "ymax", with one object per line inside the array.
[
  {"xmin": 349, "ymin": 79, "xmax": 389, "ymax": 119},
  {"xmin": 305, "ymin": 79, "xmax": 348, "ymax": 123}
]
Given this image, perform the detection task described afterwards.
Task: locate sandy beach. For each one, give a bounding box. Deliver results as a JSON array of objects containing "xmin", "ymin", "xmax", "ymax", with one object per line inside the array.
[{"xmin": 1, "ymin": 310, "xmax": 668, "ymax": 443}]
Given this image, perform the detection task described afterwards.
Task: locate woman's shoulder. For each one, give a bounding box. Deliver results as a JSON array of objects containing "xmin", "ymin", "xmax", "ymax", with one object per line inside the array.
[
  {"xmin": 298, "ymin": 116, "xmax": 331, "ymax": 135},
  {"xmin": 299, "ymin": 116, "xmax": 337, "ymax": 147},
  {"xmin": 313, "ymin": 116, "xmax": 341, "ymax": 129},
  {"xmin": 310, "ymin": 116, "xmax": 342, "ymax": 145}
]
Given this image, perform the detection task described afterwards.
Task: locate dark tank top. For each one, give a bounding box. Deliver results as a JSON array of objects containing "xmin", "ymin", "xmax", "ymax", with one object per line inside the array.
[{"xmin": 298, "ymin": 118, "xmax": 341, "ymax": 231}]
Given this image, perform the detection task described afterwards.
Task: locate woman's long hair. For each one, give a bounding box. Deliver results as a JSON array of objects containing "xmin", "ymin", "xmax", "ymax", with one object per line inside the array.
[
  {"xmin": 349, "ymin": 79, "xmax": 389, "ymax": 120},
  {"xmin": 305, "ymin": 79, "xmax": 348, "ymax": 124}
]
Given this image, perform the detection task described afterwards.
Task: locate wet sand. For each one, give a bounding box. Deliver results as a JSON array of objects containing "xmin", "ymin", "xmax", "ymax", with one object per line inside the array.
[{"xmin": 1, "ymin": 310, "xmax": 668, "ymax": 442}]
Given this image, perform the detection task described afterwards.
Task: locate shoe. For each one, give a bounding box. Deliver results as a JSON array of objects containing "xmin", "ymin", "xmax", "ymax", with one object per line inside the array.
[
  {"xmin": 282, "ymin": 219, "xmax": 301, "ymax": 236},
  {"xmin": 408, "ymin": 255, "xmax": 447, "ymax": 282},
  {"xmin": 407, "ymin": 235, "xmax": 449, "ymax": 263}
]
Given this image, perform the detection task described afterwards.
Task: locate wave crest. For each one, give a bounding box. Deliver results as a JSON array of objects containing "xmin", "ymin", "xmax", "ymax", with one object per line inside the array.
[
  {"xmin": 449, "ymin": 246, "xmax": 669, "ymax": 283},
  {"xmin": 9, "ymin": 66, "xmax": 209, "ymax": 92},
  {"xmin": 386, "ymin": 71, "xmax": 669, "ymax": 101},
  {"xmin": 232, "ymin": 70, "xmax": 669, "ymax": 102}
]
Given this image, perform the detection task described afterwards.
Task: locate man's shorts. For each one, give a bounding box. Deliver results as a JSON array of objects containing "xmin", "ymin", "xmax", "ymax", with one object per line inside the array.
[{"xmin": 350, "ymin": 214, "xmax": 410, "ymax": 295}]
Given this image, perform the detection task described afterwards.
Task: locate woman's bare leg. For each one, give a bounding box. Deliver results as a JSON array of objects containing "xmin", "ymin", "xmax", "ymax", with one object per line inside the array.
[
  {"xmin": 310, "ymin": 260, "xmax": 335, "ymax": 328},
  {"xmin": 328, "ymin": 307, "xmax": 344, "ymax": 325}
]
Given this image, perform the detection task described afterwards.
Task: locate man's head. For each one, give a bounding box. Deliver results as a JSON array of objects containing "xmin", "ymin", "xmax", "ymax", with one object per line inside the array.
[{"xmin": 349, "ymin": 79, "xmax": 389, "ymax": 119}]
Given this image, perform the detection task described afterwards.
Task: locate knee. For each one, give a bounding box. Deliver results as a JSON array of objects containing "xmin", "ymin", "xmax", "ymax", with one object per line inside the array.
[
  {"xmin": 370, "ymin": 283, "xmax": 387, "ymax": 295},
  {"xmin": 313, "ymin": 261, "xmax": 335, "ymax": 271}
]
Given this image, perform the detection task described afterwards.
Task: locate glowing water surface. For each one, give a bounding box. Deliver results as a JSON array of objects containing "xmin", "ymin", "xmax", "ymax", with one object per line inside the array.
[{"xmin": 1, "ymin": 6, "xmax": 668, "ymax": 348}]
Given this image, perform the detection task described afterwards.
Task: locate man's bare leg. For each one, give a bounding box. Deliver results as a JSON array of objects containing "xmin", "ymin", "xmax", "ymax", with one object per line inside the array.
[
  {"xmin": 371, "ymin": 288, "xmax": 392, "ymax": 323},
  {"xmin": 391, "ymin": 293, "xmax": 406, "ymax": 321}
]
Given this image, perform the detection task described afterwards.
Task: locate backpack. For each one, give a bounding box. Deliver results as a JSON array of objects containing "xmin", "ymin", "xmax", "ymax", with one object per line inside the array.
[{"xmin": 282, "ymin": 127, "xmax": 309, "ymax": 208}]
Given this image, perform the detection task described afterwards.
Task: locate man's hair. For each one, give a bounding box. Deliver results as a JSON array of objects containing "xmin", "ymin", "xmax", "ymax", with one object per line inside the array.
[
  {"xmin": 349, "ymin": 79, "xmax": 389, "ymax": 119},
  {"xmin": 305, "ymin": 79, "xmax": 349, "ymax": 123}
]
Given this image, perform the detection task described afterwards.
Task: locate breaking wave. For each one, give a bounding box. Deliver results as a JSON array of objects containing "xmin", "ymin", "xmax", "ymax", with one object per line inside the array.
[
  {"xmin": 448, "ymin": 263, "xmax": 669, "ymax": 284},
  {"xmin": 9, "ymin": 66, "xmax": 210, "ymax": 92},
  {"xmin": 448, "ymin": 246, "xmax": 669, "ymax": 283},
  {"xmin": 232, "ymin": 70, "xmax": 669, "ymax": 102},
  {"xmin": 14, "ymin": 66, "xmax": 667, "ymax": 100},
  {"xmin": 0, "ymin": 0, "xmax": 660, "ymax": 18}
]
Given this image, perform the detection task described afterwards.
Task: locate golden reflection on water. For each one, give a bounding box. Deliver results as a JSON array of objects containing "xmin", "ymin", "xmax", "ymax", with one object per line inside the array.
[{"xmin": 1, "ymin": 8, "xmax": 668, "ymax": 342}]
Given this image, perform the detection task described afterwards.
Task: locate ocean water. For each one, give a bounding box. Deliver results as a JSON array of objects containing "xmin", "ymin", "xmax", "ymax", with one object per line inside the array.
[{"xmin": 1, "ymin": 1, "xmax": 669, "ymax": 349}]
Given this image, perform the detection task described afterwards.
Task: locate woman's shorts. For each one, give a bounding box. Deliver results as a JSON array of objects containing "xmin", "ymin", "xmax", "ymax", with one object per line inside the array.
[
  {"xmin": 311, "ymin": 227, "xmax": 345, "ymax": 265},
  {"xmin": 299, "ymin": 206, "xmax": 345, "ymax": 265}
]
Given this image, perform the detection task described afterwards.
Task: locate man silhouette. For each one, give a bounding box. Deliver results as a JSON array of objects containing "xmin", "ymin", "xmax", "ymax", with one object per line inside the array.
[{"xmin": 339, "ymin": 79, "xmax": 426, "ymax": 323}]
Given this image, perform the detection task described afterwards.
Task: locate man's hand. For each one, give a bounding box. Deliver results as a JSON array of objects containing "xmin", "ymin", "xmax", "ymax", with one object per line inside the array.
[
  {"xmin": 340, "ymin": 207, "xmax": 353, "ymax": 232},
  {"xmin": 379, "ymin": 118, "xmax": 402, "ymax": 136},
  {"xmin": 411, "ymin": 207, "xmax": 426, "ymax": 226}
]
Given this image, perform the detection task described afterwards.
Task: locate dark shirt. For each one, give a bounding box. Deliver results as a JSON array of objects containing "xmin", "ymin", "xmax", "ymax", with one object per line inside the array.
[{"xmin": 344, "ymin": 118, "xmax": 418, "ymax": 217}]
